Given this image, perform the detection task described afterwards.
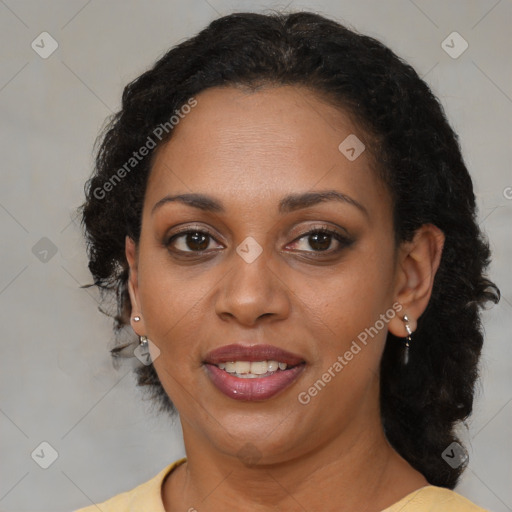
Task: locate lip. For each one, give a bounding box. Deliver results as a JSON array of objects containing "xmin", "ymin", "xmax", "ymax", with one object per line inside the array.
[
  {"xmin": 204, "ymin": 344, "xmax": 305, "ymax": 366},
  {"xmin": 203, "ymin": 343, "xmax": 306, "ymax": 401},
  {"xmin": 205, "ymin": 363, "xmax": 305, "ymax": 401}
]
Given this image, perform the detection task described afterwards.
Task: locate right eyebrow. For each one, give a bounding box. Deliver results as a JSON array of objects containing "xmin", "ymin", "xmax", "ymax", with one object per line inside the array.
[{"xmin": 151, "ymin": 193, "xmax": 224, "ymax": 215}]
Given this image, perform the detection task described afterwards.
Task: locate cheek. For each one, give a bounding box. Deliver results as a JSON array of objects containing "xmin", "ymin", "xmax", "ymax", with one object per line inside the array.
[
  {"xmin": 137, "ymin": 255, "xmax": 208, "ymax": 359},
  {"xmin": 299, "ymin": 246, "xmax": 396, "ymax": 371},
  {"xmin": 137, "ymin": 262, "xmax": 206, "ymax": 406},
  {"xmin": 308, "ymin": 253, "xmax": 393, "ymax": 329}
]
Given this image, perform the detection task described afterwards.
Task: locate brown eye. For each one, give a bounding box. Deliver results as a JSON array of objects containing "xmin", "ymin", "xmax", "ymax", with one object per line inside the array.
[
  {"xmin": 183, "ymin": 231, "xmax": 210, "ymax": 251},
  {"xmin": 166, "ymin": 229, "xmax": 222, "ymax": 253},
  {"xmin": 288, "ymin": 228, "xmax": 352, "ymax": 254},
  {"xmin": 308, "ymin": 232, "xmax": 332, "ymax": 251}
]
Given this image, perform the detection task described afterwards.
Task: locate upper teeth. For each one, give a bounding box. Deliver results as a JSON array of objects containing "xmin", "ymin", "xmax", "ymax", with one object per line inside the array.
[{"xmin": 218, "ymin": 360, "xmax": 288, "ymax": 374}]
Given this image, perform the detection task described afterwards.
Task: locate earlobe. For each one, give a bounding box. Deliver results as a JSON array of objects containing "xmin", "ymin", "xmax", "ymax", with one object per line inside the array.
[
  {"xmin": 389, "ymin": 224, "xmax": 445, "ymax": 337},
  {"xmin": 125, "ymin": 236, "xmax": 145, "ymax": 334}
]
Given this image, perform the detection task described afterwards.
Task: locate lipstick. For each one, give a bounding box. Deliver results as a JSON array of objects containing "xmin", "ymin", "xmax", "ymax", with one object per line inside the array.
[{"xmin": 203, "ymin": 344, "xmax": 306, "ymax": 401}]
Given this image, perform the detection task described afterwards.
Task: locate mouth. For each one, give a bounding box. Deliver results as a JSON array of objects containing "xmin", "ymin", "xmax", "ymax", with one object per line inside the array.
[{"xmin": 203, "ymin": 344, "xmax": 306, "ymax": 401}]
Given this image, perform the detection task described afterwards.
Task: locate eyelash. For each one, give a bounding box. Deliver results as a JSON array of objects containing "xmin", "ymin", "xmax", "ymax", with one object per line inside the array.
[{"xmin": 164, "ymin": 225, "xmax": 352, "ymax": 257}]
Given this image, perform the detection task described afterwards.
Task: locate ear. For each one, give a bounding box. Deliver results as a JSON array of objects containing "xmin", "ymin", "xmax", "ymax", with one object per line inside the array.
[
  {"xmin": 125, "ymin": 236, "xmax": 146, "ymax": 335},
  {"xmin": 388, "ymin": 224, "xmax": 445, "ymax": 337}
]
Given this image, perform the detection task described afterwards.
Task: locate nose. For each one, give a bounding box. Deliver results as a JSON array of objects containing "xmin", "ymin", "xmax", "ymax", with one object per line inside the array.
[{"xmin": 214, "ymin": 244, "xmax": 291, "ymax": 327}]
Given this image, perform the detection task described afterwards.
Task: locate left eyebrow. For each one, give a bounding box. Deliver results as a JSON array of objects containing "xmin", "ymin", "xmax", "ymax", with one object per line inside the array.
[
  {"xmin": 151, "ymin": 189, "xmax": 368, "ymax": 218},
  {"xmin": 278, "ymin": 190, "xmax": 368, "ymax": 218}
]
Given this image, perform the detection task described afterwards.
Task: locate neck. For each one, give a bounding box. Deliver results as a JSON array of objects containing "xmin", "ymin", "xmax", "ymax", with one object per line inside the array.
[{"xmin": 162, "ymin": 388, "xmax": 428, "ymax": 511}]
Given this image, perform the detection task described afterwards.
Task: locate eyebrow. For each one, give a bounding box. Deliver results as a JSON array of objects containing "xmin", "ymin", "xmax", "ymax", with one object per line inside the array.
[{"xmin": 151, "ymin": 190, "xmax": 368, "ymax": 217}]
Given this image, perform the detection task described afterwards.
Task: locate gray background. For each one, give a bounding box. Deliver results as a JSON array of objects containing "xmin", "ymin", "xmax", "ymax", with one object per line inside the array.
[{"xmin": 0, "ymin": 1, "xmax": 510, "ymax": 511}]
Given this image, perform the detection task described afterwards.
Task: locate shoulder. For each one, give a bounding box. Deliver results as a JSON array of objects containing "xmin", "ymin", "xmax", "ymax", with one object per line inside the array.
[
  {"xmin": 73, "ymin": 458, "xmax": 186, "ymax": 512},
  {"xmin": 383, "ymin": 485, "xmax": 490, "ymax": 511}
]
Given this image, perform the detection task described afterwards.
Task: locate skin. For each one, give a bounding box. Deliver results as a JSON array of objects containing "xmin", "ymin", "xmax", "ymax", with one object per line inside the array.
[{"xmin": 125, "ymin": 85, "xmax": 445, "ymax": 512}]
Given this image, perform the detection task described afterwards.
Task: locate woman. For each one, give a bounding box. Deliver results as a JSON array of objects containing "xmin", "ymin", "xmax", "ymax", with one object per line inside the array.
[{"xmin": 76, "ymin": 11, "xmax": 499, "ymax": 512}]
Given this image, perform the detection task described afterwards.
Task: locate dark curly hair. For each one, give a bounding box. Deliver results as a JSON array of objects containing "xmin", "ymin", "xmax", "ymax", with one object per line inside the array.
[{"xmin": 80, "ymin": 11, "xmax": 499, "ymax": 489}]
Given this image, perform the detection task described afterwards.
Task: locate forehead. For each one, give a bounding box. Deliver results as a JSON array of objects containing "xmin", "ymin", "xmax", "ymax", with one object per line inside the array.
[{"xmin": 146, "ymin": 85, "xmax": 390, "ymax": 219}]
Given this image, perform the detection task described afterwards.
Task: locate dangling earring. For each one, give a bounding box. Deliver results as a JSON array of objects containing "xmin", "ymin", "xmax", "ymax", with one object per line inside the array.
[
  {"xmin": 139, "ymin": 335, "xmax": 148, "ymax": 347},
  {"xmin": 402, "ymin": 314, "xmax": 413, "ymax": 366}
]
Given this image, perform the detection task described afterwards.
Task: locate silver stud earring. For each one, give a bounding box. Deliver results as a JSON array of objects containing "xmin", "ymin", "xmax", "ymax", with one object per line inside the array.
[
  {"xmin": 133, "ymin": 316, "xmax": 141, "ymax": 322},
  {"xmin": 402, "ymin": 314, "xmax": 413, "ymax": 366}
]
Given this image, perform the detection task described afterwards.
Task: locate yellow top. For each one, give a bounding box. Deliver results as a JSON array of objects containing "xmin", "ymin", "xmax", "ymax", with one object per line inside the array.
[{"xmin": 74, "ymin": 458, "xmax": 489, "ymax": 511}]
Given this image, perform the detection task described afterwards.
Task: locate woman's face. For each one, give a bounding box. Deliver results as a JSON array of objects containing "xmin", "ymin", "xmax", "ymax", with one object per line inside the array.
[{"xmin": 127, "ymin": 85, "xmax": 407, "ymax": 463}]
